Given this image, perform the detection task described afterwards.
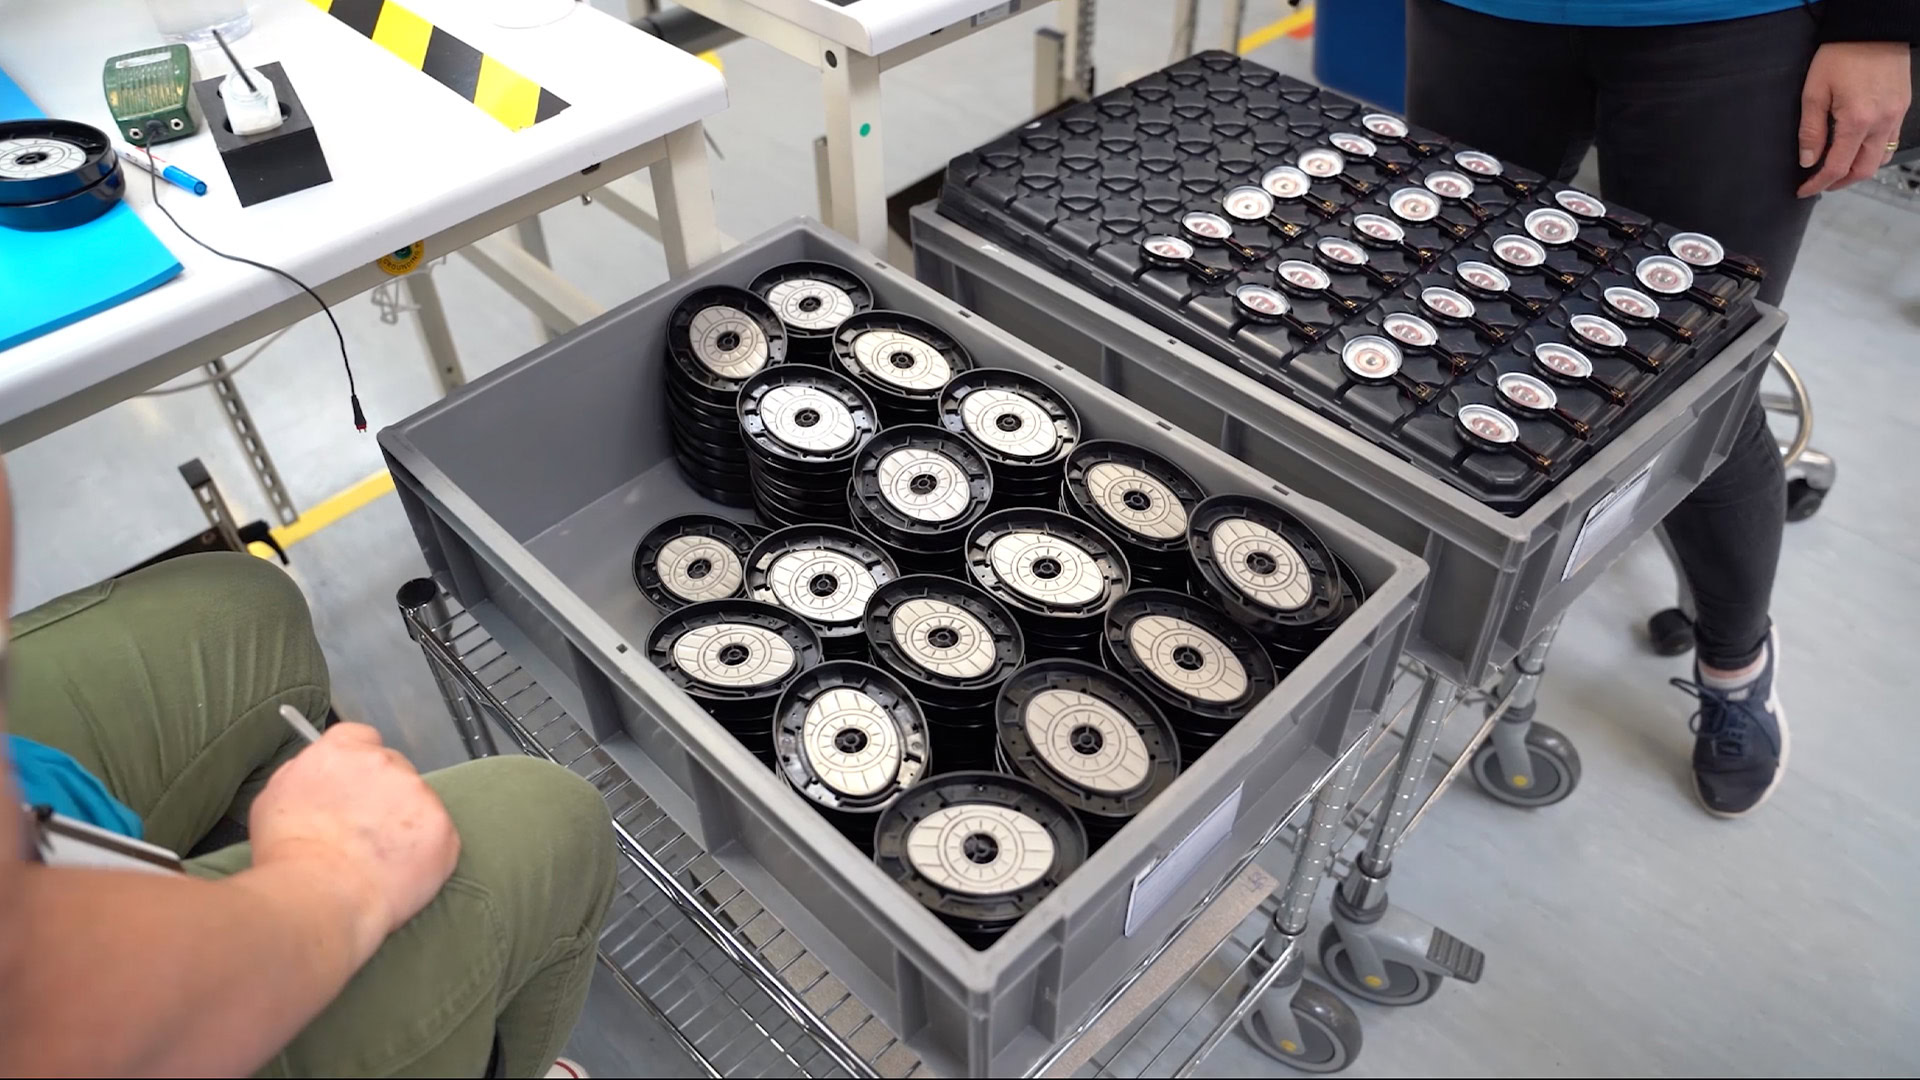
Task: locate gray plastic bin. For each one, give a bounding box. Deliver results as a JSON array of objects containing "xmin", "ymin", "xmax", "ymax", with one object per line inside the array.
[
  {"xmin": 381, "ymin": 219, "xmax": 1424, "ymax": 1077},
  {"xmin": 912, "ymin": 206, "xmax": 1784, "ymax": 686}
]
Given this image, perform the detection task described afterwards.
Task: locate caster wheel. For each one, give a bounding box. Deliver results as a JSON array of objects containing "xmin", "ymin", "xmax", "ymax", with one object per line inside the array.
[
  {"xmin": 1243, "ymin": 979, "xmax": 1363, "ymax": 1073},
  {"xmin": 1647, "ymin": 607, "xmax": 1696, "ymax": 657},
  {"xmin": 1472, "ymin": 721, "xmax": 1582, "ymax": 808},
  {"xmin": 1785, "ymin": 477, "xmax": 1827, "ymax": 523},
  {"xmin": 1317, "ymin": 923, "xmax": 1441, "ymax": 1006}
]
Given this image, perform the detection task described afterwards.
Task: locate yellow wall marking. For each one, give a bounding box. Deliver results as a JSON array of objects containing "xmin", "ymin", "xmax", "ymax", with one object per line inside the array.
[{"xmin": 1239, "ymin": 5, "xmax": 1316, "ymax": 54}]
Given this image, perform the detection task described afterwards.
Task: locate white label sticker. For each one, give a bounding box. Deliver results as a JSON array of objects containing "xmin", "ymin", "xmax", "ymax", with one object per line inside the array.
[
  {"xmin": 1562, "ymin": 461, "xmax": 1657, "ymax": 582},
  {"xmin": 1125, "ymin": 783, "xmax": 1243, "ymax": 936}
]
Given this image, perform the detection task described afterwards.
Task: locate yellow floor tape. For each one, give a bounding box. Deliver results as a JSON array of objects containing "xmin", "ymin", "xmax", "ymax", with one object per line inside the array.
[
  {"xmin": 248, "ymin": 469, "xmax": 397, "ymax": 560},
  {"xmin": 1238, "ymin": 4, "xmax": 1316, "ymax": 54}
]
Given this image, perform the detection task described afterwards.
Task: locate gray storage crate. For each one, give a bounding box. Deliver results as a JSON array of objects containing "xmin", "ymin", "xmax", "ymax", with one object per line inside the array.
[
  {"xmin": 912, "ymin": 206, "xmax": 1785, "ymax": 686},
  {"xmin": 382, "ymin": 219, "xmax": 1423, "ymax": 1078}
]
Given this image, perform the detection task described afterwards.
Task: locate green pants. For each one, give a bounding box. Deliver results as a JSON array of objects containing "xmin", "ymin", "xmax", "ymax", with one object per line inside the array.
[{"xmin": 10, "ymin": 553, "xmax": 616, "ymax": 1077}]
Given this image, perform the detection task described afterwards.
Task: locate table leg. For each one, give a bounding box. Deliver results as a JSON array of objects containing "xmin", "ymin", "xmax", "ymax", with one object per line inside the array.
[
  {"xmin": 514, "ymin": 216, "xmax": 557, "ymax": 343},
  {"xmin": 821, "ymin": 48, "xmax": 887, "ymax": 253},
  {"xmin": 404, "ymin": 269, "xmax": 466, "ymax": 395},
  {"xmin": 652, "ymin": 122, "xmax": 722, "ymax": 275}
]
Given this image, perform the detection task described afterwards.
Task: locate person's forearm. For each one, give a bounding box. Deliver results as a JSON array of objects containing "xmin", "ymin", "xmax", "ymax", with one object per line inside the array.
[{"xmin": 0, "ymin": 858, "xmax": 384, "ymax": 1077}]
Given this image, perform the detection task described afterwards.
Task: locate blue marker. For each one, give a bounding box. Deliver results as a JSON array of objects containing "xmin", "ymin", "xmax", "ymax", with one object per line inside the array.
[{"xmin": 114, "ymin": 140, "xmax": 208, "ymax": 196}]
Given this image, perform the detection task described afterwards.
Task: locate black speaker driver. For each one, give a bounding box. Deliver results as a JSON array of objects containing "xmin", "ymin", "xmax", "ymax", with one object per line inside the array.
[
  {"xmin": 1186, "ymin": 494, "xmax": 1346, "ymax": 647},
  {"xmin": 633, "ymin": 514, "xmax": 761, "ymax": 612},
  {"xmin": 746, "ymin": 524, "xmax": 899, "ymax": 655},
  {"xmin": 774, "ymin": 661, "xmax": 931, "ymax": 849},
  {"xmin": 748, "ymin": 261, "xmax": 874, "ymax": 360},
  {"xmin": 830, "ymin": 310, "xmax": 974, "ymax": 425},
  {"xmin": 1101, "ymin": 589, "xmax": 1277, "ymax": 762}
]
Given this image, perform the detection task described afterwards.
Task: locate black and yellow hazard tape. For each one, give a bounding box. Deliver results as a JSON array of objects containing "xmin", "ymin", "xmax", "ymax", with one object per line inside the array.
[{"xmin": 307, "ymin": 0, "xmax": 569, "ymax": 131}]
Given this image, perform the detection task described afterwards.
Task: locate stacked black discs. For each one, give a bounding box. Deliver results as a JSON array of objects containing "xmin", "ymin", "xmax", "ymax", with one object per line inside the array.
[
  {"xmin": 964, "ymin": 508, "xmax": 1130, "ymax": 661},
  {"xmin": 1101, "ymin": 589, "xmax": 1276, "ymax": 766},
  {"xmin": 994, "ymin": 659, "xmax": 1180, "ymax": 847},
  {"xmin": 848, "ymin": 425, "xmax": 995, "ymax": 576},
  {"xmin": 832, "ymin": 311, "xmax": 973, "ymax": 426},
  {"xmin": 666, "ymin": 287, "xmax": 788, "ymax": 508},
  {"xmin": 774, "ymin": 661, "xmax": 931, "ymax": 851},
  {"xmin": 865, "ymin": 576, "xmax": 1025, "ymax": 774},
  {"xmin": 633, "ymin": 514, "xmax": 763, "ymax": 612},
  {"xmin": 1186, "ymin": 495, "xmax": 1352, "ymax": 676},
  {"xmin": 1062, "ymin": 441, "xmax": 1206, "ymax": 590},
  {"xmin": 939, "ymin": 368, "xmax": 1081, "ymax": 509},
  {"xmin": 872, "ymin": 771, "xmax": 1088, "ymax": 950},
  {"xmin": 738, "ymin": 366, "xmax": 878, "ymax": 528},
  {"xmin": 746, "ymin": 524, "xmax": 898, "ymax": 661},
  {"xmin": 749, "ymin": 261, "xmax": 874, "ymax": 365},
  {"xmin": 647, "ymin": 599, "xmax": 821, "ymax": 767}
]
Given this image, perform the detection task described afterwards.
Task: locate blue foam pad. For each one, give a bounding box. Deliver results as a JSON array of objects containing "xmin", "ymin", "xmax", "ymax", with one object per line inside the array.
[{"xmin": 1, "ymin": 67, "xmax": 184, "ymax": 352}]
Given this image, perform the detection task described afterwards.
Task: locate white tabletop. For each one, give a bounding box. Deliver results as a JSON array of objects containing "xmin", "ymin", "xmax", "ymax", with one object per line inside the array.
[
  {"xmin": 0, "ymin": 0, "xmax": 727, "ymax": 437},
  {"xmin": 718, "ymin": 0, "xmax": 1025, "ymax": 56}
]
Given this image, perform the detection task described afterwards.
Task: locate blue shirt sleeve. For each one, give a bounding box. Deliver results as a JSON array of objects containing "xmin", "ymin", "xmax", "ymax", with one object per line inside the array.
[{"xmin": 7, "ymin": 735, "xmax": 143, "ymax": 839}]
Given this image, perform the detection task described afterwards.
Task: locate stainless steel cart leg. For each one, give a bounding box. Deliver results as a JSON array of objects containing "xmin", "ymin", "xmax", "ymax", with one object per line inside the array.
[
  {"xmin": 395, "ymin": 578, "xmax": 498, "ymax": 759},
  {"xmin": 1321, "ymin": 671, "xmax": 1486, "ymax": 1007},
  {"xmin": 1239, "ymin": 747, "xmax": 1366, "ymax": 1072},
  {"xmin": 1469, "ymin": 617, "xmax": 1582, "ymax": 809}
]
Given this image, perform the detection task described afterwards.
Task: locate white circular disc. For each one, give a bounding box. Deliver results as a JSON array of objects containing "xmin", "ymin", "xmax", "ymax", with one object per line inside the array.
[
  {"xmin": 1277, "ymin": 260, "xmax": 1332, "ymax": 292},
  {"xmin": 1261, "ymin": 165, "xmax": 1312, "ymax": 200},
  {"xmin": 1457, "ymin": 403, "xmax": 1521, "ymax": 445},
  {"xmin": 1493, "ymin": 234, "xmax": 1546, "ymax": 268},
  {"xmin": 1354, "ymin": 213, "xmax": 1406, "ymax": 243},
  {"xmin": 673, "ymin": 622, "xmax": 797, "ymax": 690},
  {"xmin": 1342, "ymin": 335, "xmax": 1404, "ymax": 380},
  {"xmin": 1383, "ymin": 312, "xmax": 1439, "ymax": 348},
  {"xmin": 1316, "ymin": 237, "xmax": 1368, "ymax": 267},
  {"xmin": 1143, "ymin": 233, "xmax": 1196, "ymax": 261},
  {"xmin": 1668, "ymin": 231, "xmax": 1726, "ymax": 268},
  {"xmin": 1635, "ymin": 255, "xmax": 1695, "ymax": 296},
  {"xmin": 960, "ymin": 387, "xmax": 1059, "ymax": 459},
  {"xmin": 802, "ymin": 687, "xmax": 903, "ymax": 797},
  {"xmin": 989, "ymin": 531, "xmax": 1105, "ymax": 607},
  {"xmin": 1523, "ymin": 207, "xmax": 1579, "ymax": 246},
  {"xmin": 1235, "ymin": 284, "xmax": 1291, "ymax": 318},
  {"xmin": 764, "ymin": 278, "xmax": 857, "ymax": 331},
  {"xmin": 1498, "ymin": 371, "xmax": 1559, "ymax": 411},
  {"xmin": 0, "ymin": 136, "xmax": 84, "ymax": 180},
  {"xmin": 1024, "ymin": 688, "xmax": 1152, "ymax": 794},
  {"xmin": 1209, "ymin": 517, "xmax": 1313, "ymax": 611},
  {"xmin": 758, "ymin": 546, "xmax": 876, "ymax": 624},
  {"xmin": 1085, "ymin": 461, "xmax": 1187, "ymax": 540},
  {"xmin": 1389, "ymin": 187, "xmax": 1440, "ymax": 222},
  {"xmin": 1126, "ymin": 613, "xmax": 1250, "ymax": 703},
  {"xmin": 1181, "ymin": 211, "xmax": 1233, "ymax": 240},
  {"xmin": 852, "ymin": 329, "xmax": 951, "ymax": 391},
  {"xmin": 1423, "ymin": 170, "xmax": 1476, "ymax": 200},
  {"xmin": 1457, "ymin": 260, "xmax": 1512, "ymax": 294},
  {"xmin": 1330, "ymin": 132, "xmax": 1379, "ymax": 158},
  {"xmin": 655, "ymin": 534, "xmax": 744, "ymax": 603},
  {"xmin": 759, "ymin": 384, "xmax": 858, "ymax": 454},
  {"xmin": 1298, "ymin": 147, "xmax": 1347, "ymax": 178},
  {"xmin": 688, "ymin": 305, "xmax": 772, "ymax": 380},
  {"xmin": 1421, "ymin": 286, "xmax": 1477, "ymax": 320},
  {"xmin": 1362, "ymin": 113, "xmax": 1409, "ymax": 138},
  {"xmin": 1569, "ymin": 314, "xmax": 1627, "ymax": 349},
  {"xmin": 906, "ymin": 804, "xmax": 1055, "ymax": 895},
  {"xmin": 1534, "ymin": 341, "xmax": 1595, "ymax": 379},
  {"xmin": 891, "ymin": 597, "xmax": 998, "ymax": 680},
  {"xmin": 1222, "ymin": 185, "xmax": 1275, "ymax": 221},
  {"xmin": 1454, "ymin": 149, "xmax": 1503, "ymax": 176},
  {"xmin": 876, "ymin": 446, "xmax": 972, "ymax": 523},
  {"xmin": 1555, "ymin": 188, "xmax": 1607, "ymax": 218},
  {"xmin": 1604, "ymin": 286, "xmax": 1662, "ymax": 321}
]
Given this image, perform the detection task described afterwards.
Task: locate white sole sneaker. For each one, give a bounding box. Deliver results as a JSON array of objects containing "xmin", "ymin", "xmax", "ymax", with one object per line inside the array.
[{"xmin": 1694, "ymin": 627, "xmax": 1789, "ymax": 819}]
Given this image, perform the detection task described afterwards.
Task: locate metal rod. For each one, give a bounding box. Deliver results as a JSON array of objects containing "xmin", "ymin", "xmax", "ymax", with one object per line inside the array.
[{"xmin": 1358, "ymin": 668, "xmax": 1458, "ymax": 871}]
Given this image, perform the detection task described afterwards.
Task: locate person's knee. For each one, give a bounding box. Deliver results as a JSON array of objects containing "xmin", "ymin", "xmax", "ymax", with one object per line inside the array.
[
  {"xmin": 426, "ymin": 757, "xmax": 616, "ymax": 936},
  {"xmin": 124, "ymin": 552, "xmax": 330, "ymax": 700}
]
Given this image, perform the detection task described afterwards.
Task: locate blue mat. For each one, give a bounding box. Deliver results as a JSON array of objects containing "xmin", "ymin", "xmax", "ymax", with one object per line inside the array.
[{"xmin": 1, "ymin": 67, "xmax": 183, "ymax": 352}]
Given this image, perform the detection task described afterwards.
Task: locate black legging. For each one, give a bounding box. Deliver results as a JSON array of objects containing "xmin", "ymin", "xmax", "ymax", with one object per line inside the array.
[{"xmin": 1406, "ymin": 0, "xmax": 1814, "ymax": 669}]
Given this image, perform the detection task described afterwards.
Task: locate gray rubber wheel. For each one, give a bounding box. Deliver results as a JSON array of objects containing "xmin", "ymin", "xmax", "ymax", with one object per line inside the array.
[
  {"xmin": 1243, "ymin": 979, "xmax": 1362, "ymax": 1073},
  {"xmin": 1317, "ymin": 923, "xmax": 1441, "ymax": 1006},
  {"xmin": 1471, "ymin": 721, "xmax": 1581, "ymax": 807}
]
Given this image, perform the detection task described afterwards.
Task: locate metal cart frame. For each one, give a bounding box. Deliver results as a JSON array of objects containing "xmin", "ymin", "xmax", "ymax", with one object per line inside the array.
[{"xmin": 397, "ymin": 576, "xmax": 1542, "ymax": 1076}]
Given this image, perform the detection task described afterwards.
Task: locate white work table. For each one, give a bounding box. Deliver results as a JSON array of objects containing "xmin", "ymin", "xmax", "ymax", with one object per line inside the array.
[
  {"xmin": 0, "ymin": 0, "xmax": 727, "ymax": 453},
  {"xmin": 673, "ymin": 0, "xmax": 1086, "ymax": 253}
]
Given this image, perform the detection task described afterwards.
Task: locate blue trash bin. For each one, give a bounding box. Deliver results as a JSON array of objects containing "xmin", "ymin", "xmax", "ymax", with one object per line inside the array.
[{"xmin": 1312, "ymin": 0, "xmax": 1407, "ymax": 111}]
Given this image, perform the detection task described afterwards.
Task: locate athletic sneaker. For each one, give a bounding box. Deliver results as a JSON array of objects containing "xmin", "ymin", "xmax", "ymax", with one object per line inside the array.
[
  {"xmin": 545, "ymin": 1058, "xmax": 588, "ymax": 1079},
  {"xmin": 1670, "ymin": 627, "xmax": 1788, "ymax": 818}
]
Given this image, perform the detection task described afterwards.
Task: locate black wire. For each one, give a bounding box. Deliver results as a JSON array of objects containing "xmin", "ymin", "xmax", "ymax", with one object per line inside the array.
[{"xmin": 139, "ymin": 127, "xmax": 365, "ymax": 430}]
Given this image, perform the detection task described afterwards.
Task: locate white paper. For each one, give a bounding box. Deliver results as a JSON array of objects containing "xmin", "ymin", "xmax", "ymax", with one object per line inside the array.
[
  {"xmin": 1124, "ymin": 784, "xmax": 1242, "ymax": 937},
  {"xmin": 1562, "ymin": 460, "xmax": 1656, "ymax": 582}
]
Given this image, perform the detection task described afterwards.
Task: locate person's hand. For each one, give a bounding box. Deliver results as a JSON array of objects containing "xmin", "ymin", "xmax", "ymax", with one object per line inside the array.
[
  {"xmin": 247, "ymin": 723, "xmax": 459, "ymax": 959},
  {"xmin": 1798, "ymin": 41, "xmax": 1913, "ymax": 197}
]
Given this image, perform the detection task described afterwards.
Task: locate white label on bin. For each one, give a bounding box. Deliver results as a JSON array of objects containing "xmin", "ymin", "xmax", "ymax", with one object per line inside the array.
[
  {"xmin": 1125, "ymin": 783, "xmax": 1242, "ymax": 937},
  {"xmin": 1562, "ymin": 460, "xmax": 1657, "ymax": 582}
]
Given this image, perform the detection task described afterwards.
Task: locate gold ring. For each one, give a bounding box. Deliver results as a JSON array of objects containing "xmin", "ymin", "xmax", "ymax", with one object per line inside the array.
[{"xmin": 1890, "ymin": 141, "xmax": 1903, "ymax": 153}]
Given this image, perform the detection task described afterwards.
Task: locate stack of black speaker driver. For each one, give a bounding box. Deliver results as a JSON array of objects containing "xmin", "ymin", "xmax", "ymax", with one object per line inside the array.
[
  {"xmin": 632, "ymin": 514, "xmax": 767, "ymax": 612},
  {"xmin": 1186, "ymin": 494, "xmax": 1356, "ymax": 676},
  {"xmin": 737, "ymin": 365, "xmax": 878, "ymax": 528},
  {"xmin": 1061, "ymin": 440, "xmax": 1208, "ymax": 591},
  {"xmin": 993, "ymin": 659, "xmax": 1181, "ymax": 847},
  {"xmin": 831, "ymin": 311, "xmax": 974, "ymax": 426},
  {"xmin": 748, "ymin": 261, "xmax": 874, "ymax": 365},
  {"xmin": 1101, "ymin": 588, "xmax": 1277, "ymax": 766},
  {"xmin": 938, "ymin": 368, "xmax": 1080, "ymax": 509},
  {"xmin": 848, "ymin": 424, "xmax": 996, "ymax": 576},
  {"xmin": 872, "ymin": 770, "xmax": 1088, "ymax": 949},
  {"xmin": 964, "ymin": 508, "xmax": 1130, "ymax": 661},
  {"xmin": 864, "ymin": 575, "xmax": 1025, "ymax": 774},
  {"xmin": 774, "ymin": 660, "xmax": 931, "ymax": 852},
  {"xmin": 745, "ymin": 524, "xmax": 898, "ymax": 661},
  {"xmin": 666, "ymin": 287, "xmax": 789, "ymax": 508},
  {"xmin": 647, "ymin": 599, "xmax": 821, "ymax": 767}
]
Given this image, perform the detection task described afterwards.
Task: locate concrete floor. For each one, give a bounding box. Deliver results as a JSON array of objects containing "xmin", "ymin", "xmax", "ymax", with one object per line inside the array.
[{"xmin": 7, "ymin": 1, "xmax": 1919, "ymax": 1075}]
